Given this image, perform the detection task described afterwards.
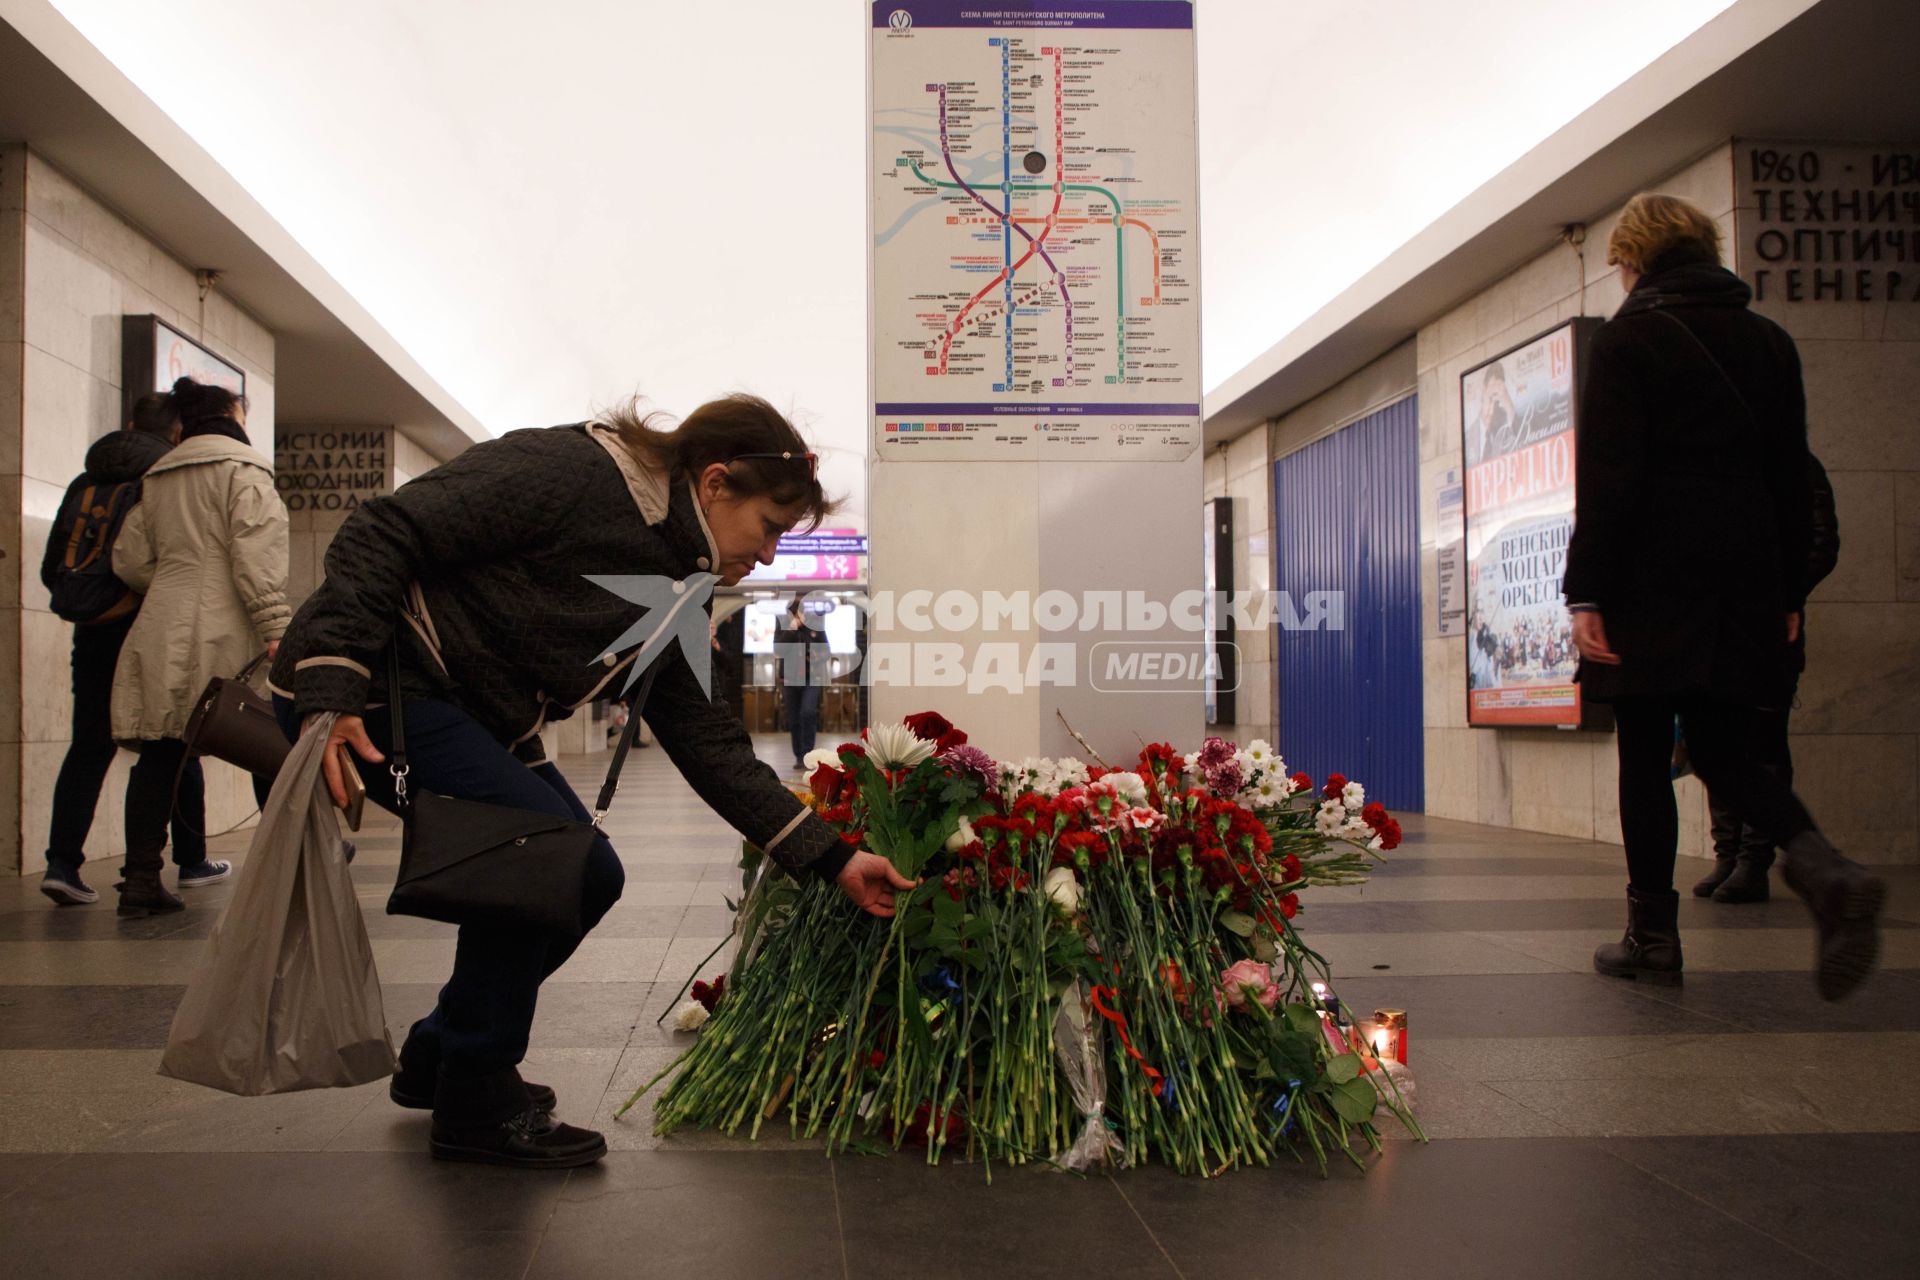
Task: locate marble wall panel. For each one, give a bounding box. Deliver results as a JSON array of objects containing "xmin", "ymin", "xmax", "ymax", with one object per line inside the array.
[
  {"xmin": 1794, "ymin": 603, "xmax": 1920, "ymax": 736},
  {"xmin": 1790, "ymin": 732, "xmax": 1919, "ymax": 863},
  {"xmin": 1812, "ymin": 469, "xmax": 1898, "ymax": 602},
  {"xmin": 1896, "ymin": 474, "xmax": 1920, "ymax": 603},
  {"xmin": 1799, "ymin": 339, "xmax": 1920, "ymax": 471}
]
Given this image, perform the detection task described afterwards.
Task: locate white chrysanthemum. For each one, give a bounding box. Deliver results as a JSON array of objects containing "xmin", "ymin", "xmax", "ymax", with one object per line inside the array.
[
  {"xmin": 1053, "ymin": 757, "xmax": 1091, "ymax": 790},
  {"xmin": 943, "ymin": 814, "xmax": 978, "ymax": 853},
  {"xmin": 671, "ymin": 1000, "xmax": 710, "ymax": 1032},
  {"xmin": 867, "ymin": 723, "xmax": 937, "ymax": 770},
  {"xmin": 1315, "ymin": 800, "xmax": 1345, "ymax": 835},
  {"xmin": 1246, "ymin": 739, "xmax": 1274, "ymax": 764},
  {"xmin": 1342, "ymin": 781, "xmax": 1366, "ymax": 810},
  {"xmin": 803, "ymin": 747, "xmax": 841, "ymax": 772},
  {"xmin": 1104, "ymin": 771, "xmax": 1149, "ymax": 808},
  {"xmin": 1342, "ymin": 816, "xmax": 1374, "ymax": 841}
]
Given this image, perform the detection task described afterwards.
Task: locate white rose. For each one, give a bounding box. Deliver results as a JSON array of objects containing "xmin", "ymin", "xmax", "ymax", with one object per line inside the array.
[
  {"xmin": 1342, "ymin": 781, "xmax": 1366, "ymax": 809},
  {"xmin": 1044, "ymin": 866, "xmax": 1083, "ymax": 914},
  {"xmin": 671, "ymin": 1000, "xmax": 710, "ymax": 1032},
  {"xmin": 803, "ymin": 747, "xmax": 841, "ymax": 773},
  {"xmin": 944, "ymin": 814, "xmax": 978, "ymax": 853}
]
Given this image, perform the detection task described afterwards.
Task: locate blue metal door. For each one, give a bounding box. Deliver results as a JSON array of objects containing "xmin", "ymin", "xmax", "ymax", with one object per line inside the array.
[{"xmin": 1272, "ymin": 396, "xmax": 1423, "ymax": 811}]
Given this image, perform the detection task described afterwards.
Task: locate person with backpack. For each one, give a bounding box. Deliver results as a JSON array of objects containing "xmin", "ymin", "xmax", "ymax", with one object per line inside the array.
[
  {"xmin": 110, "ymin": 378, "xmax": 290, "ymax": 917},
  {"xmin": 37, "ymin": 393, "xmax": 197, "ymax": 906},
  {"xmin": 1691, "ymin": 452, "xmax": 1841, "ymax": 904}
]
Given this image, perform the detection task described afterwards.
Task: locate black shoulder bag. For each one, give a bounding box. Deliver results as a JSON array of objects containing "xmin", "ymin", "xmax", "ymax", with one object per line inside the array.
[{"xmin": 384, "ymin": 647, "xmax": 658, "ymax": 936}]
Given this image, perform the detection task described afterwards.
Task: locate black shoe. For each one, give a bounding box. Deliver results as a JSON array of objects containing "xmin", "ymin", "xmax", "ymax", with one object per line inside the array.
[
  {"xmin": 40, "ymin": 865, "xmax": 98, "ymax": 906},
  {"xmin": 1711, "ymin": 856, "xmax": 1771, "ymax": 904},
  {"xmin": 117, "ymin": 871, "xmax": 184, "ymax": 917},
  {"xmin": 429, "ymin": 1107, "xmax": 606, "ymax": 1169},
  {"xmin": 1691, "ymin": 857, "xmax": 1735, "ymax": 898},
  {"xmin": 392, "ymin": 1074, "xmax": 557, "ymax": 1113},
  {"xmin": 1594, "ymin": 886, "xmax": 1683, "ymax": 984},
  {"xmin": 1783, "ymin": 833, "xmax": 1886, "ymax": 1002}
]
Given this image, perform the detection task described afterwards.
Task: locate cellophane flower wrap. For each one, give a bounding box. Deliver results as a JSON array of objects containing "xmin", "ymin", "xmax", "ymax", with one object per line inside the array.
[{"xmin": 621, "ymin": 720, "xmax": 1421, "ymax": 1177}]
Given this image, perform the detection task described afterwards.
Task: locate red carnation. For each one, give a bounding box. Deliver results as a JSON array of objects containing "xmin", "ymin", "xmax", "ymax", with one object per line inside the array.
[
  {"xmin": 934, "ymin": 728, "xmax": 969, "ymax": 753},
  {"xmin": 690, "ymin": 974, "xmax": 727, "ymax": 1013},
  {"xmin": 839, "ymin": 742, "xmax": 867, "ymax": 761},
  {"xmin": 1281, "ymin": 854, "xmax": 1303, "ymax": 882},
  {"xmin": 903, "ymin": 711, "xmax": 956, "ymax": 743},
  {"xmin": 808, "ymin": 763, "xmax": 846, "ymax": 804},
  {"xmin": 1289, "ymin": 772, "xmax": 1312, "ymax": 793},
  {"xmin": 1323, "ymin": 773, "xmax": 1349, "ymax": 799}
]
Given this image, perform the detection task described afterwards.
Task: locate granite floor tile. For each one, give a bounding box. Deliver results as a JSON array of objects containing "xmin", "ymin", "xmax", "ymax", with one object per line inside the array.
[
  {"xmin": 524, "ymin": 1152, "xmax": 843, "ymax": 1280},
  {"xmin": 1319, "ymin": 972, "xmax": 1738, "ymax": 1040},
  {"xmin": 1619, "ymin": 969, "xmax": 1920, "ymax": 1033},
  {"xmin": 1417, "ymin": 1031, "xmax": 1920, "ymax": 1083},
  {"xmin": 835, "ymin": 1156, "xmax": 1171, "ymax": 1279},
  {"xmin": 1600, "ymin": 1134, "xmax": 1920, "ymax": 1280},
  {"xmin": 1312, "ymin": 930, "xmax": 1567, "ymax": 978},
  {"xmin": 1, "ymin": 1152, "xmax": 561, "ymax": 1279},
  {"xmin": 1480, "ymin": 926, "xmax": 1920, "ymax": 976},
  {"xmin": 1118, "ymin": 1138, "xmax": 1832, "ymax": 1279},
  {"xmin": 0, "ymin": 984, "xmax": 188, "ymax": 1049}
]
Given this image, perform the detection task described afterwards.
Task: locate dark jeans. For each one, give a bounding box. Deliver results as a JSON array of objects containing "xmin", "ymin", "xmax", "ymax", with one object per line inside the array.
[
  {"xmin": 1706, "ymin": 703, "xmax": 1793, "ymax": 862},
  {"xmin": 124, "ymin": 737, "xmax": 273, "ymax": 875},
  {"xmin": 1613, "ymin": 695, "xmax": 1817, "ymax": 894},
  {"xmin": 784, "ymin": 684, "xmax": 822, "ymax": 763},
  {"xmin": 47, "ymin": 618, "xmax": 200, "ymax": 871},
  {"xmin": 275, "ymin": 696, "xmax": 625, "ymax": 1119}
]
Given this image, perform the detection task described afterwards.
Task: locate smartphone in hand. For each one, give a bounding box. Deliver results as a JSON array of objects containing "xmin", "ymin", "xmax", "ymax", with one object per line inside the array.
[{"xmin": 339, "ymin": 752, "xmax": 367, "ymax": 832}]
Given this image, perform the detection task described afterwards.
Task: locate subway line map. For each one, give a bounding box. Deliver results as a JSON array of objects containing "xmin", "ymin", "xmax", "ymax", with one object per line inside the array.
[{"xmin": 869, "ymin": 3, "xmax": 1200, "ymax": 460}]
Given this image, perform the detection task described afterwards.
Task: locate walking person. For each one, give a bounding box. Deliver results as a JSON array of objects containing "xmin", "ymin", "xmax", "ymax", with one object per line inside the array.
[
  {"xmin": 775, "ymin": 595, "xmax": 822, "ymax": 772},
  {"xmin": 270, "ymin": 394, "xmax": 914, "ymax": 1169},
  {"xmin": 111, "ymin": 378, "xmax": 290, "ymax": 917},
  {"xmin": 1564, "ymin": 192, "xmax": 1885, "ymax": 1000},
  {"xmin": 37, "ymin": 394, "xmax": 198, "ymax": 905},
  {"xmin": 1692, "ymin": 453, "xmax": 1840, "ymax": 904}
]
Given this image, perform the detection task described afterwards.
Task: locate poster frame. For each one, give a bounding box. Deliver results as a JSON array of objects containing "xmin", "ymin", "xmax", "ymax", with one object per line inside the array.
[
  {"xmin": 120, "ymin": 314, "xmax": 246, "ymax": 424},
  {"xmin": 1460, "ymin": 316, "xmax": 1610, "ymax": 731}
]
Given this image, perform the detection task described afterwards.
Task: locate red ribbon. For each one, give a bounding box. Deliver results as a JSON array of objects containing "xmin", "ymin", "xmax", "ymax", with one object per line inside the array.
[{"xmin": 1089, "ymin": 985, "xmax": 1163, "ymax": 1084}]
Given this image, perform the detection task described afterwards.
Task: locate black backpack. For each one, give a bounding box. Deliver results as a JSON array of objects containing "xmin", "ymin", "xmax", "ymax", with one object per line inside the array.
[{"xmin": 48, "ymin": 477, "xmax": 143, "ymax": 624}]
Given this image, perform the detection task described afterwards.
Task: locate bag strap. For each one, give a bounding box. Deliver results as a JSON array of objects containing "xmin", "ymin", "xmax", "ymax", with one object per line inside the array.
[
  {"xmin": 235, "ymin": 651, "xmax": 270, "ymax": 683},
  {"xmin": 385, "ymin": 641, "xmax": 663, "ymax": 826},
  {"xmin": 1651, "ymin": 309, "xmax": 1761, "ymax": 427}
]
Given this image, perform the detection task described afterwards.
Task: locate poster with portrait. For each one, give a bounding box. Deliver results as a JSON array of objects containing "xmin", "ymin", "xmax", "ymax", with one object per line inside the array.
[{"xmin": 1462, "ymin": 319, "xmax": 1600, "ymax": 728}]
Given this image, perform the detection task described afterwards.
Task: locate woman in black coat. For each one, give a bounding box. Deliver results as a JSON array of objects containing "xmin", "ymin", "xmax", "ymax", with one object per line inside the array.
[
  {"xmin": 1562, "ymin": 193, "xmax": 1884, "ymax": 1000},
  {"xmin": 270, "ymin": 395, "xmax": 914, "ymax": 1168}
]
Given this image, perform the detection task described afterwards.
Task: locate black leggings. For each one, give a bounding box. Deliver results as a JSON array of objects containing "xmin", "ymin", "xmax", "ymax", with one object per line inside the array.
[{"xmin": 1612, "ymin": 695, "xmax": 1817, "ymax": 893}]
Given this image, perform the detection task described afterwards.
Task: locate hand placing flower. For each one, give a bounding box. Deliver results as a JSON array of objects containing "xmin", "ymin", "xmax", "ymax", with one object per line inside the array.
[{"xmin": 835, "ymin": 850, "xmax": 919, "ymax": 918}]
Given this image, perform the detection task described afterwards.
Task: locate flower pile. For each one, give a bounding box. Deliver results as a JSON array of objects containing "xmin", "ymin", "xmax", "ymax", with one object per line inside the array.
[{"xmin": 622, "ymin": 715, "xmax": 1419, "ymax": 1177}]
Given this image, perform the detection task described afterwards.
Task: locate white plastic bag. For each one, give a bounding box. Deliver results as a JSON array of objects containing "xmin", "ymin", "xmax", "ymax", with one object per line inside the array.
[
  {"xmin": 160, "ymin": 713, "xmax": 396, "ymax": 1094},
  {"xmin": 1052, "ymin": 981, "xmax": 1128, "ymax": 1171}
]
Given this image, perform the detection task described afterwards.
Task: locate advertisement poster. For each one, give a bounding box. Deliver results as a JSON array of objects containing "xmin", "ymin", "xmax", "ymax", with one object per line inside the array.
[
  {"xmin": 1462, "ymin": 320, "xmax": 1596, "ymax": 727},
  {"xmin": 868, "ymin": 2, "xmax": 1201, "ymax": 461}
]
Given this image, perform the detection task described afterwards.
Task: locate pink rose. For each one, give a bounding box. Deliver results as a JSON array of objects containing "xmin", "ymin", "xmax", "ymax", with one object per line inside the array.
[{"xmin": 1219, "ymin": 958, "xmax": 1280, "ymax": 1012}]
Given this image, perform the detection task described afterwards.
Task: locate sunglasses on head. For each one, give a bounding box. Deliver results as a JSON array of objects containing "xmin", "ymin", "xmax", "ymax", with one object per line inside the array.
[{"xmin": 727, "ymin": 451, "xmax": 819, "ymax": 481}]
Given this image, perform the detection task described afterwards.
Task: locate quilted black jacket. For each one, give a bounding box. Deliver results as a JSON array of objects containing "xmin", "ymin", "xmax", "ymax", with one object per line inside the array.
[{"xmin": 269, "ymin": 424, "xmax": 849, "ymax": 880}]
